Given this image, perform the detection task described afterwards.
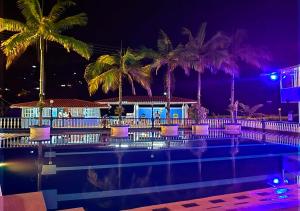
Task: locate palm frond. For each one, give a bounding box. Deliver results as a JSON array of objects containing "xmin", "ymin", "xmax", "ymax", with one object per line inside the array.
[
  {"xmin": 157, "ymin": 30, "xmax": 173, "ymax": 54},
  {"xmin": 0, "ymin": 18, "xmax": 26, "ymax": 33},
  {"xmin": 1, "ymin": 32, "xmax": 37, "ymax": 68},
  {"xmin": 152, "ymin": 58, "xmax": 166, "ymax": 74},
  {"xmin": 84, "ymin": 54, "xmax": 118, "ymax": 81},
  {"xmin": 125, "ymin": 73, "xmax": 136, "ymax": 95},
  {"xmin": 128, "ymin": 65, "xmax": 152, "ymax": 96},
  {"xmin": 123, "ymin": 48, "xmax": 142, "ymax": 66},
  {"xmin": 17, "ymin": 0, "xmax": 41, "ymax": 23},
  {"xmin": 249, "ymin": 104, "xmax": 263, "ymax": 115},
  {"xmin": 46, "ymin": 33, "xmax": 92, "ymax": 60},
  {"xmin": 220, "ymin": 56, "xmax": 240, "ymax": 76},
  {"xmin": 239, "ymin": 102, "xmax": 263, "ymax": 117},
  {"xmin": 138, "ymin": 47, "xmax": 159, "ymax": 61},
  {"xmin": 53, "ymin": 13, "xmax": 87, "ymax": 32},
  {"xmin": 182, "ymin": 27, "xmax": 194, "ymax": 42},
  {"xmin": 196, "ymin": 22, "xmax": 207, "ymax": 47},
  {"xmin": 237, "ymin": 45, "xmax": 271, "ymax": 69},
  {"xmin": 204, "ymin": 32, "xmax": 230, "ymax": 50},
  {"xmin": 221, "ymin": 29, "xmax": 271, "ymax": 75},
  {"xmin": 48, "ymin": 0, "xmax": 76, "ymax": 21},
  {"xmin": 87, "ymin": 69, "xmax": 119, "ymax": 95}
]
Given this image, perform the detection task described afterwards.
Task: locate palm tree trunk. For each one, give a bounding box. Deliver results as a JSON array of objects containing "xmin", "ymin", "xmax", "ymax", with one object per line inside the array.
[
  {"xmin": 230, "ymin": 74, "xmax": 235, "ymax": 123},
  {"xmin": 197, "ymin": 71, "xmax": 201, "ymax": 124},
  {"xmin": 166, "ymin": 69, "xmax": 171, "ymax": 124},
  {"xmin": 118, "ymin": 72, "xmax": 122, "ymax": 123},
  {"xmin": 38, "ymin": 37, "xmax": 45, "ymax": 126}
]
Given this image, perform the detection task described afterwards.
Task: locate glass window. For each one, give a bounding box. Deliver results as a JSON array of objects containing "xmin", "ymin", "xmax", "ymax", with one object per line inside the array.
[
  {"xmin": 22, "ymin": 108, "xmax": 38, "ymax": 118},
  {"xmin": 281, "ymin": 67, "xmax": 300, "ymax": 88},
  {"xmin": 84, "ymin": 108, "xmax": 100, "ymax": 118}
]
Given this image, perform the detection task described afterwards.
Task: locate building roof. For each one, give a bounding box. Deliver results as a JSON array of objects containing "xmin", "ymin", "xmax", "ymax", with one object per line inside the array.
[
  {"xmin": 10, "ymin": 99, "xmax": 109, "ymax": 108},
  {"xmin": 96, "ymin": 96, "xmax": 197, "ymax": 105}
]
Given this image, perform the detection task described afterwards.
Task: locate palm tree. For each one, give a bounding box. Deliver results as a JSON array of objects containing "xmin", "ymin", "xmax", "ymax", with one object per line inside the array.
[
  {"xmin": 84, "ymin": 48, "xmax": 152, "ymax": 123},
  {"xmin": 219, "ymin": 30, "xmax": 270, "ymax": 122},
  {"xmin": 0, "ymin": 0, "xmax": 92, "ymax": 126},
  {"xmin": 239, "ymin": 102, "xmax": 263, "ymax": 118},
  {"xmin": 149, "ymin": 30, "xmax": 190, "ymax": 124},
  {"xmin": 182, "ymin": 23, "xmax": 228, "ymax": 123}
]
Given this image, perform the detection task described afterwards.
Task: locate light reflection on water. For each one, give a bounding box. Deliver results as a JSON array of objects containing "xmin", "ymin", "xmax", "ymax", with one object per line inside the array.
[{"xmin": 0, "ymin": 130, "xmax": 299, "ymax": 149}]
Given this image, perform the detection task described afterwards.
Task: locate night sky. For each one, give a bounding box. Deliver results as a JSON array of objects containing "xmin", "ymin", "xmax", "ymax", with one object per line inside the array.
[{"xmin": 1, "ymin": 0, "xmax": 300, "ymax": 115}]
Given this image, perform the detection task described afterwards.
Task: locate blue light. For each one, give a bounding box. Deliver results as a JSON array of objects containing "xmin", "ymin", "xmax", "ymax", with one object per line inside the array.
[
  {"xmin": 278, "ymin": 195, "xmax": 288, "ymax": 199},
  {"xmin": 273, "ymin": 178, "xmax": 280, "ymax": 184},
  {"xmin": 270, "ymin": 74, "xmax": 278, "ymax": 80},
  {"xmin": 276, "ymin": 188, "xmax": 288, "ymax": 195}
]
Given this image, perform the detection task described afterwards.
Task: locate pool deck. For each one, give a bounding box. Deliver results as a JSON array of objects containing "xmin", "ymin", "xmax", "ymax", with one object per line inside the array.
[
  {"xmin": 128, "ymin": 184, "xmax": 299, "ymax": 211},
  {"xmin": 0, "ymin": 191, "xmax": 84, "ymax": 211}
]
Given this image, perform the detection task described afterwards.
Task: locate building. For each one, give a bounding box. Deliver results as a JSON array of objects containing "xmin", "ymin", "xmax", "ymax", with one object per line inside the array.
[
  {"xmin": 10, "ymin": 99, "xmax": 108, "ymax": 118},
  {"xmin": 280, "ymin": 65, "xmax": 300, "ymax": 123},
  {"xmin": 96, "ymin": 96, "xmax": 197, "ymax": 119}
]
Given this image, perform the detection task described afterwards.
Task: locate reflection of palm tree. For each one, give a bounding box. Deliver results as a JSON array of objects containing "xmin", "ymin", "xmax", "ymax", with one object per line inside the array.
[
  {"xmin": 116, "ymin": 151, "xmax": 124, "ymax": 189},
  {"xmin": 129, "ymin": 166, "xmax": 153, "ymax": 188},
  {"xmin": 87, "ymin": 168, "xmax": 118, "ymax": 190},
  {"xmin": 190, "ymin": 139, "xmax": 207, "ymax": 181},
  {"xmin": 86, "ymin": 168, "xmax": 118, "ymax": 209},
  {"xmin": 166, "ymin": 148, "xmax": 172, "ymax": 185},
  {"xmin": 37, "ymin": 143, "xmax": 43, "ymax": 191},
  {"xmin": 230, "ymin": 137, "xmax": 239, "ymax": 178}
]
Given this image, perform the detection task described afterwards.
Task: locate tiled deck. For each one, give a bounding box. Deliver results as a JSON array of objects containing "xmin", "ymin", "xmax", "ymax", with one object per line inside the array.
[{"xmin": 128, "ymin": 185, "xmax": 299, "ymax": 211}]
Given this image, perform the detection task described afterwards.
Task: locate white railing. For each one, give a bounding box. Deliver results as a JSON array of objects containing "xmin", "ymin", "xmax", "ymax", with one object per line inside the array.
[
  {"xmin": 238, "ymin": 119, "xmax": 263, "ymax": 129},
  {"xmin": 264, "ymin": 121, "xmax": 300, "ymax": 133},
  {"xmin": 0, "ymin": 117, "xmax": 299, "ymax": 133}
]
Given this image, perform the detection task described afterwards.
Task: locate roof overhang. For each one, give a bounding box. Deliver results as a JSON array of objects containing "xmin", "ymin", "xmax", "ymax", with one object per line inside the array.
[{"xmin": 10, "ymin": 99, "xmax": 109, "ymax": 109}]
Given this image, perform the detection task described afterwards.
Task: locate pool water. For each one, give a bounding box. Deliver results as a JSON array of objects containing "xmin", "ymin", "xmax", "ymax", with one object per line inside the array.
[{"xmin": 0, "ymin": 130, "xmax": 299, "ymax": 210}]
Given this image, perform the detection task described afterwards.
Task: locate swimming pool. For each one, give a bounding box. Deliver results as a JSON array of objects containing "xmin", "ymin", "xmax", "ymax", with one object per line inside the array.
[{"xmin": 0, "ymin": 130, "xmax": 299, "ymax": 210}]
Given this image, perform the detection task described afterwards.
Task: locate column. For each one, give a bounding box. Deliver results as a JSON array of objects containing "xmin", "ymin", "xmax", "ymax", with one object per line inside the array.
[
  {"xmin": 181, "ymin": 104, "xmax": 185, "ymax": 119},
  {"xmin": 133, "ymin": 104, "xmax": 139, "ymax": 118}
]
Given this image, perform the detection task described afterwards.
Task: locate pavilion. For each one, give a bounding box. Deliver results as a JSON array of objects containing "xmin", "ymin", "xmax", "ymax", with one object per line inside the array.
[
  {"xmin": 96, "ymin": 96, "xmax": 197, "ymax": 119},
  {"xmin": 10, "ymin": 99, "xmax": 109, "ymax": 118}
]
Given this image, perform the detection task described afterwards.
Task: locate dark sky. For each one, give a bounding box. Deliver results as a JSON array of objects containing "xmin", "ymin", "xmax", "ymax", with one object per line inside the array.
[{"xmin": 1, "ymin": 0, "xmax": 300, "ymax": 115}]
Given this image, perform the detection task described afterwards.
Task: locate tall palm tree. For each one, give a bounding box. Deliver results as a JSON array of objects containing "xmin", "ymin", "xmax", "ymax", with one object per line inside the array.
[
  {"xmin": 220, "ymin": 30, "xmax": 270, "ymax": 122},
  {"xmin": 182, "ymin": 23, "xmax": 228, "ymax": 122},
  {"xmin": 0, "ymin": 0, "xmax": 92, "ymax": 126},
  {"xmin": 84, "ymin": 48, "xmax": 152, "ymax": 122},
  {"xmin": 150, "ymin": 30, "xmax": 189, "ymax": 124}
]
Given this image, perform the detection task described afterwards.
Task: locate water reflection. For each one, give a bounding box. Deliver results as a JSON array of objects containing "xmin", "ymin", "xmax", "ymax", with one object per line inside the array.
[
  {"xmin": 116, "ymin": 150, "xmax": 123, "ymax": 189},
  {"xmin": 37, "ymin": 143, "xmax": 43, "ymax": 191},
  {"xmin": 1, "ymin": 130, "xmax": 300, "ymax": 149},
  {"xmin": 85, "ymin": 168, "xmax": 118, "ymax": 209},
  {"xmin": 230, "ymin": 136, "xmax": 239, "ymax": 179},
  {"xmin": 189, "ymin": 139, "xmax": 207, "ymax": 181},
  {"xmin": 87, "ymin": 168, "xmax": 118, "ymax": 191}
]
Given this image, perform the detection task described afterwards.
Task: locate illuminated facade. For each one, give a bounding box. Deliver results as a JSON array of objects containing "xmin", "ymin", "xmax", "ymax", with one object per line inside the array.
[
  {"xmin": 96, "ymin": 96, "xmax": 197, "ymax": 119},
  {"xmin": 280, "ymin": 65, "xmax": 300, "ymax": 122},
  {"xmin": 11, "ymin": 99, "xmax": 108, "ymax": 118}
]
